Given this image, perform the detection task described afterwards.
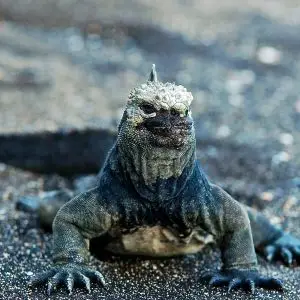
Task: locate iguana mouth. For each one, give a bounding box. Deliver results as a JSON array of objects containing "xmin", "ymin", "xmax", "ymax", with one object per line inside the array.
[
  {"xmin": 143, "ymin": 113, "xmax": 193, "ymax": 138},
  {"xmin": 143, "ymin": 125, "xmax": 192, "ymax": 149},
  {"xmin": 146, "ymin": 125, "xmax": 191, "ymax": 137}
]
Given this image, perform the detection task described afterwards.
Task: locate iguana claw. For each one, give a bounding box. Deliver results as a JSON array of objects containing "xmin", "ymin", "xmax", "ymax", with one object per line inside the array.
[
  {"xmin": 264, "ymin": 233, "xmax": 300, "ymax": 266},
  {"xmin": 205, "ymin": 269, "xmax": 283, "ymax": 294},
  {"xmin": 29, "ymin": 263, "xmax": 106, "ymax": 295}
]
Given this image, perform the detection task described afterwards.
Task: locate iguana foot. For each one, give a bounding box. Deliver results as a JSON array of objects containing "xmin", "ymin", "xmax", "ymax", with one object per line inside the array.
[
  {"xmin": 206, "ymin": 269, "xmax": 283, "ymax": 294},
  {"xmin": 264, "ymin": 233, "xmax": 300, "ymax": 266},
  {"xmin": 29, "ymin": 263, "xmax": 106, "ymax": 295}
]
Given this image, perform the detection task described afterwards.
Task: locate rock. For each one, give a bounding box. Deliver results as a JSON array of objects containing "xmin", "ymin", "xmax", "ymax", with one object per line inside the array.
[
  {"xmin": 279, "ymin": 133, "xmax": 294, "ymax": 146},
  {"xmin": 38, "ymin": 190, "xmax": 74, "ymax": 229},
  {"xmin": 272, "ymin": 151, "xmax": 291, "ymax": 164},
  {"xmin": 16, "ymin": 195, "xmax": 40, "ymax": 212},
  {"xmin": 73, "ymin": 175, "xmax": 98, "ymax": 193},
  {"xmin": 256, "ymin": 46, "xmax": 282, "ymax": 65}
]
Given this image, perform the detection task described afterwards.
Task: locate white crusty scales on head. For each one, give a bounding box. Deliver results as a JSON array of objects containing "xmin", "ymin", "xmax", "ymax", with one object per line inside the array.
[
  {"xmin": 30, "ymin": 64, "xmax": 300, "ymax": 296},
  {"xmin": 118, "ymin": 65, "xmax": 195, "ymax": 186}
]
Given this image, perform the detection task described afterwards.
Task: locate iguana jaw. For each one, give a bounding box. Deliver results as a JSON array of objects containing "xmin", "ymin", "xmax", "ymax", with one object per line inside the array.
[
  {"xmin": 141, "ymin": 111, "xmax": 193, "ymax": 149},
  {"xmin": 117, "ymin": 116, "xmax": 196, "ymax": 185},
  {"xmin": 117, "ymin": 79, "xmax": 196, "ymax": 184}
]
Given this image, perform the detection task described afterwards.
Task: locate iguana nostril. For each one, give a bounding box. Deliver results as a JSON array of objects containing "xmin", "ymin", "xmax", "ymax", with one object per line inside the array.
[
  {"xmin": 140, "ymin": 103, "xmax": 156, "ymax": 114},
  {"xmin": 171, "ymin": 109, "xmax": 180, "ymax": 117}
]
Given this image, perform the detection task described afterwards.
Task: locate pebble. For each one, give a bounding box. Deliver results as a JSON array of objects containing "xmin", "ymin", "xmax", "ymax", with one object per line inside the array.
[
  {"xmin": 283, "ymin": 196, "xmax": 297, "ymax": 211},
  {"xmin": 27, "ymin": 181, "xmax": 41, "ymax": 189},
  {"xmin": 260, "ymin": 191, "xmax": 274, "ymax": 202},
  {"xmin": 25, "ymin": 271, "xmax": 34, "ymax": 276},
  {"xmin": 269, "ymin": 216, "xmax": 282, "ymax": 225},
  {"xmin": 65, "ymin": 27, "xmax": 85, "ymax": 52},
  {"xmin": 216, "ymin": 125, "xmax": 231, "ymax": 138},
  {"xmin": 272, "ymin": 151, "xmax": 291, "ymax": 164},
  {"xmin": 16, "ymin": 196, "xmax": 40, "ymax": 212},
  {"xmin": 239, "ymin": 69, "xmax": 256, "ymax": 85},
  {"xmin": 0, "ymin": 208, "xmax": 7, "ymax": 221},
  {"xmin": 228, "ymin": 94, "xmax": 244, "ymax": 107},
  {"xmin": 2, "ymin": 188, "xmax": 14, "ymax": 201},
  {"xmin": 256, "ymin": 46, "xmax": 282, "ymax": 65},
  {"xmin": 291, "ymin": 177, "xmax": 300, "ymax": 187},
  {"xmin": 225, "ymin": 69, "xmax": 255, "ymax": 95},
  {"xmin": 0, "ymin": 163, "xmax": 7, "ymax": 172},
  {"xmin": 279, "ymin": 133, "xmax": 294, "ymax": 146}
]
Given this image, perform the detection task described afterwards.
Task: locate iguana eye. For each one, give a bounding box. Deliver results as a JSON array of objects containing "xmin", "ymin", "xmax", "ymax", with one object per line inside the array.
[
  {"xmin": 171, "ymin": 108, "xmax": 189, "ymax": 117},
  {"xmin": 140, "ymin": 103, "xmax": 156, "ymax": 114},
  {"xmin": 171, "ymin": 109, "xmax": 180, "ymax": 117}
]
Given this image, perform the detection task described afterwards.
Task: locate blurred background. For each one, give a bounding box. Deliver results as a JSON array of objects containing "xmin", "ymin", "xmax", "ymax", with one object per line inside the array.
[
  {"xmin": 0, "ymin": 0, "xmax": 299, "ymax": 140},
  {"xmin": 0, "ymin": 1, "xmax": 300, "ymax": 299}
]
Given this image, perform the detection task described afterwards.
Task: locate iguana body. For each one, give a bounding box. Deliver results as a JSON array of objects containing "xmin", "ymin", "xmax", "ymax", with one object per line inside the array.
[{"xmin": 31, "ymin": 65, "xmax": 300, "ymax": 295}]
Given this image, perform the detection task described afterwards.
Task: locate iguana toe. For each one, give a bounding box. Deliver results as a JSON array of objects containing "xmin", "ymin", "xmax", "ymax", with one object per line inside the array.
[
  {"xmin": 84, "ymin": 269, "xmax": 106, "ymax": 286},
  {"xmin": 29, "ymin": 269, "xmax": 56, "ymax": 286},
  {"xmin": 208, "ymin": 274, "xmax": 228, "ymax": 286},
  {"xmin": 227, "ymin": 278, "xmax": 242, "ymax": 293},
  {"xmin": 29, "ymin": 264, "xmax": 106, "ymax": 295},
  {"xmin": 205, "ymin": 269, "xmax": 283, "ymax": 294},
  {"xmin": 257, "ymin": 278, "xmax": 283, "ymax": 290},
  {"xmin": 66, "ymin": 272, "xmax": 75, "ymax": 295},
  {"xmin": 280, "ymin": 248, "xmax": 293, "ymax": 266},
  {"xmin": 47, "ymin": 272, "xmax": 65, "ymax": 295},
  {"xmin": 264, "ymin": 233, "xmax": 300, "ymax": 265},
  {"xmin": 245, "ymin": 279, "xmax": 255, "ymax": 294}
]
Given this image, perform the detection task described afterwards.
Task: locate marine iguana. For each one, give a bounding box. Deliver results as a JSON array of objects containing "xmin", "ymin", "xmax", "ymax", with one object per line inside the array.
[{"xmin": 30, "ymin": 65, "xmax": 300, "ymax": 295}]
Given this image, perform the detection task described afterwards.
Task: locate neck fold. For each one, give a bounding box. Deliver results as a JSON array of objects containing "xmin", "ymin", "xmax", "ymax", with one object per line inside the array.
[{"xmin": 117, "ymin": 142, "xmax": 196, "ymax": 201}]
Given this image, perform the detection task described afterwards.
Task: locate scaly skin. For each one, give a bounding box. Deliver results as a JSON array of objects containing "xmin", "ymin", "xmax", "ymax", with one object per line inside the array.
[{"xmin": 30, "ymin": 65, "xmax": 300, "ymax": 295}]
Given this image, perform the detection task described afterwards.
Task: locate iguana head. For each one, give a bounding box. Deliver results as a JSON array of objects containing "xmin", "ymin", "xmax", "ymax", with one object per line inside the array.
[
  {"xmin": 119, "ymin": 64, "xmax": 194, "ymax": 149},
  {"xmin": 117, "ymin": 65, "xmax": 196, "ymax": 186}
]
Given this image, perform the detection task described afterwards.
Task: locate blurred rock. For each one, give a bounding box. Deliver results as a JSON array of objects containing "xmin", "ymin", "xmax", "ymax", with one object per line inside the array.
[
  {"xmin": 256, "ymin": 46, "xmax": 282, "ymax": 65},
  {"xmin": 74, "ymin": 175, "xmax": 98, "ymax": 193},
  {"xmin": 279, "ymin": 133, "xmax": 294, "ymax": 146},
  {"xmin": 16, "ymin": 195, "xmax": 40, "ymax": 212},
  {"xmin": 38, "ymin": 189, "xmax": 74, "ymax": 229}
]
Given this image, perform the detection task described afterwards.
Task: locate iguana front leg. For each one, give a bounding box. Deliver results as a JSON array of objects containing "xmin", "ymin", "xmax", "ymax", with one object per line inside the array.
[
  {"xmin": 246, "ymin": 206, "xmax": 300, "ymax": 265},
  {"xmin": 30, "ymin": 187, "xmax": 116, "ymax": 295},
  {"xmin": 204, "ymin": 185, "xmax": 283, "ymax": 293}
]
